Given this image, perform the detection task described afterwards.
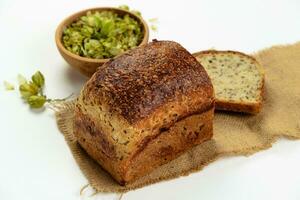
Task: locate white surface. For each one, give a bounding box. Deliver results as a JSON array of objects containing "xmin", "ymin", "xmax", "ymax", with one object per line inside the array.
[{"xmin": 0, "ymin": 0, "xmax": 300, "ymax": 199}]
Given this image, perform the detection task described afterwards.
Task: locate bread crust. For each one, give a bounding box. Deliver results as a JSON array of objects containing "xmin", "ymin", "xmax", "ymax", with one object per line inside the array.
[
  {"xmin": 74, "ymin": 41, "xmax": 215, "ymax": 184},
  {"xmin": 75, "ymin": 106, "xmax": 214, "ymax": 184},
  {"xmin": 83, "ymin": 41, "xmax": 213, "ymax": 124},
  {"xmin": 193, "ymin": 50, "xmax": 265, "ymax": 114}
]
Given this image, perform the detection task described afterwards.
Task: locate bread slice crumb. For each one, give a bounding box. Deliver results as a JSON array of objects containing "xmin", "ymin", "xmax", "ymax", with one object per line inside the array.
[{"xmin": 194, "ymin": 50, "xmax": 264, "ymax": 114}]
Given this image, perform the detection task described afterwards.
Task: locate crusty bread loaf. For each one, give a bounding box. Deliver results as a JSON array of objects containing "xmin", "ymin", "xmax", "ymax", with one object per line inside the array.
[
  {"xmin": 194, "ymin": 50, "xmax": 264, "ymax": 114},
  {"xmin": 74, "ymin": 40, "xmax": 215, "ymax": 185}
]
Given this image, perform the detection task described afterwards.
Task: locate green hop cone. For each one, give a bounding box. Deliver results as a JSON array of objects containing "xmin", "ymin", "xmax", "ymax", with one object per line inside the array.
[
  {"xmin": 19, "ymin": 82, "xmax": 39, "ymax": 99},
  {"xmin": 31, "ymin": 71, "xmax": 45, "ymax": 88},
  {"xmin": 27, "ymin": 95, "xmax": 46, "ymax": 108}
]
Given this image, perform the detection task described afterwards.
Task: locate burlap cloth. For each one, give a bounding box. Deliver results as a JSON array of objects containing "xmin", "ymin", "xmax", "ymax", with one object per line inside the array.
[{"xmin": 55, "ymin": 42, "xmax": 300, "ymax": 193}]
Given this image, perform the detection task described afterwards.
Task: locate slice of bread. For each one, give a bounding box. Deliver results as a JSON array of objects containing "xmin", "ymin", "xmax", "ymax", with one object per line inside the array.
[{"xmin": 194, "ymin": 50, "xmax": 264, "ymax": 114}]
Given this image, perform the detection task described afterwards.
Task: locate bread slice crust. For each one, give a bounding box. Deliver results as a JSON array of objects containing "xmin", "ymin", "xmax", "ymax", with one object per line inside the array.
[{"xmin": 193, "ymin": 50, "xmax": 264, "ymax": 114}]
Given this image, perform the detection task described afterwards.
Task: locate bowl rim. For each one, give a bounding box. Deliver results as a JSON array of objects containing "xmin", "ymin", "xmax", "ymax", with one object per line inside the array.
[{"xmin": 55, "ymin": 7, "xmax": 149, "ymax": 63}]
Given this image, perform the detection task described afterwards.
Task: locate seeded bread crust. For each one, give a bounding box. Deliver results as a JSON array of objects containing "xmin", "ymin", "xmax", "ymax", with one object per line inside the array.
[
  {"xmin": 193, "ymin": 50, "xmax": 264, "ymax": 114},
  {"xmin": 74, "ymin": 41, "xmax": 215, "ymax": 184}
]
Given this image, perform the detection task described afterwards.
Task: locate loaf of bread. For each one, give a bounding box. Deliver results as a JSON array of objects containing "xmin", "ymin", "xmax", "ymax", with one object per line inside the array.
[
  {"xmin": 194, "ymin": 50, "xmax": 264, "ymax": 114},
  {"xmin": 74, "ymin": 40, "xmax": 215, "ymax": 185}
]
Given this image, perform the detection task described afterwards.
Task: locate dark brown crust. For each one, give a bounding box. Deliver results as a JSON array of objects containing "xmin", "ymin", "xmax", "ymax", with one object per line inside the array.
[
  {"xmin": 193, "ymin": 50, "xmax": 265, "ymax": 114},
  {"xmin": 83, "ymin": 41, "xmax": 213, "ymax": 124}
]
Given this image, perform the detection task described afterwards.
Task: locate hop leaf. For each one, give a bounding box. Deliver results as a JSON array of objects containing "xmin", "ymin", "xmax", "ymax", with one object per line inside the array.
[
  {"xmin": 3, "ymin": 81, "xmax": 15, "ymax": 90},
  {"xmin": 31, "ymin": 71, "xmax": 45, "ymax": 88},
  {"xmin": 27, "ymin": 95, "xmax": 46, "ymax": 108},
  {"xmin": 150, "ymin": 25, "xmax": 157, "ymax": 32},
  {"xmin": 19, "ymin": 82, "xmax": 39, "ymax": 99},
  {"xmin": 118, "ymin": 5, "xmax": 130, "ymax": 11},
  {"xmin": 148, "ymin": 18, "xmax": 158, "ymax": 23},
  {"xmin": 17, "ymin": 74, "xmax": 27, "ymax": 85}
]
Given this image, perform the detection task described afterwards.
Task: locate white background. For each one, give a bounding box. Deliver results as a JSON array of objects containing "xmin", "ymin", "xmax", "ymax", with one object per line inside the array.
[{"xmin": 0, "ymin": 0, "xmax": 300, "ymax": 199}]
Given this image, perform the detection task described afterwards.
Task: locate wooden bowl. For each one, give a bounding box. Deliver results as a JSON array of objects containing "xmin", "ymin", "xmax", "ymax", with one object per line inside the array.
[{"xmin": 55, "ymin": 7, "xmax": 149, "ymax": 77}]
